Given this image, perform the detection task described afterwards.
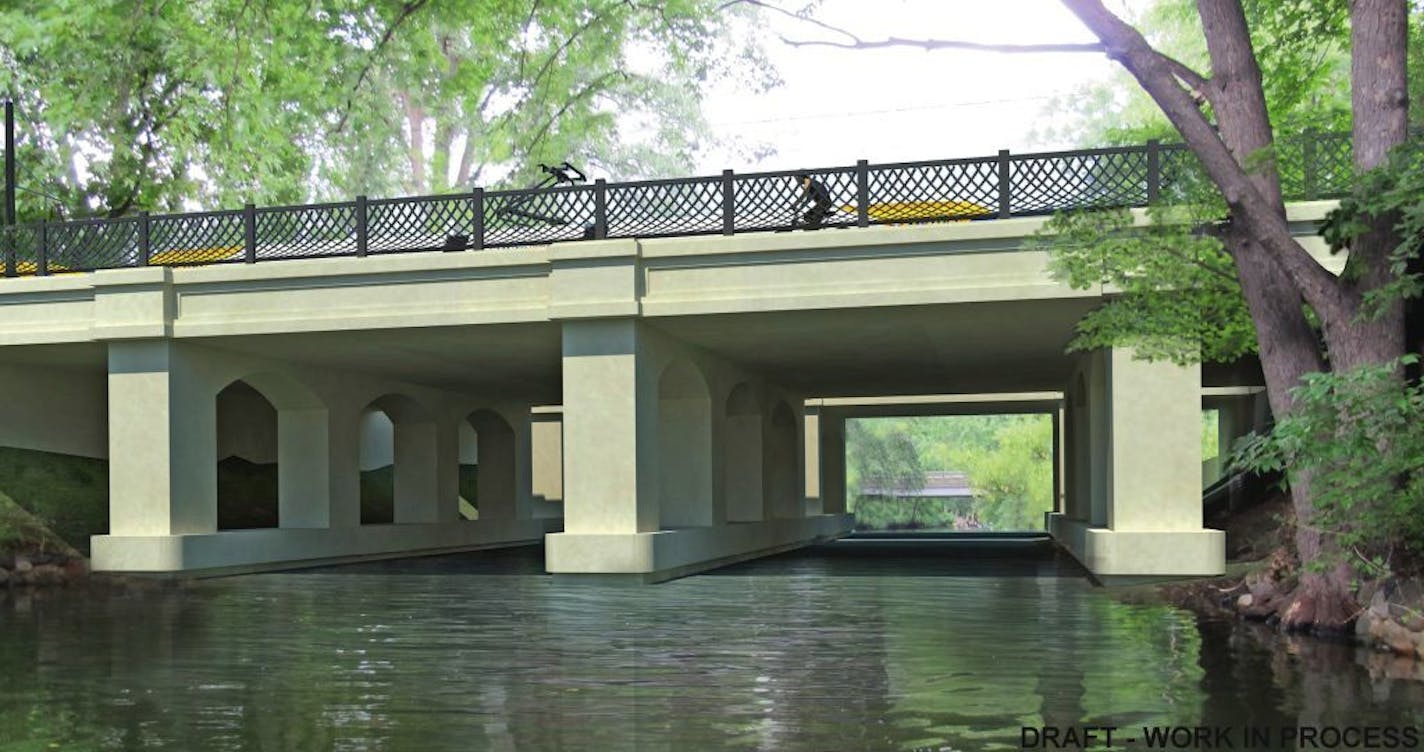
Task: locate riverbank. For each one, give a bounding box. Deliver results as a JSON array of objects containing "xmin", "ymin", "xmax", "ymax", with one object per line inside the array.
[
  {"xmin": 0, "ymin": 551, "xmax": 89, "ymax": 588},
  {"xmin": 1110, "ymin": 490, "xmax": 1424, "ymax": 664}
]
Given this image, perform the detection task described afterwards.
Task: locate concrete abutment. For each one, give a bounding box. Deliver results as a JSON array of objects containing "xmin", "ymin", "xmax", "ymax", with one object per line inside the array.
[
  {"xmin": 546, "ymin": 318, "xmax": 853, "ymax": 580},
  {"xmin": 1049, "ymin": 347, "xmax": 1225, "ymax": 579}
]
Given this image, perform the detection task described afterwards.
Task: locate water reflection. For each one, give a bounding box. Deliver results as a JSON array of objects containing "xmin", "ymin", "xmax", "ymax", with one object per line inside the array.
[{"xmin": 0, "ymin": 542, "xmax": 1420, "ymax": 751}]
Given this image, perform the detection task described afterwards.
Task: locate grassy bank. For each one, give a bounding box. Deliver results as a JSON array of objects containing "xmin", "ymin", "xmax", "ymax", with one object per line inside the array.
[{"xmin": 0, "ymin": 446, "xmax": 107, "ymax": 556}]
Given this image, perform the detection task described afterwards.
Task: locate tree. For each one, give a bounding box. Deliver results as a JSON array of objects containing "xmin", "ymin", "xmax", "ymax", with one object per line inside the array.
[
  {"xmin": 1063, "ymin": 0, "xmax": 1412, "ymax": 632},
  {"xmin": 0, "ymin": 0, "xmax": 774, "ymax": 218},
  {"xmin": 1037, "ymin": 0, "xmax": 1354, "ymax": 146},
  {"xmin": 314, "ymin": 0, "xmax": 777, "ymax": 196},
  {"xmin": 780, "ymin": 0, "xmax": 1416, "ymax": 631},
  {"xmin": 847, "ymin": 420, "xmax": 927, "ymax": 501}
]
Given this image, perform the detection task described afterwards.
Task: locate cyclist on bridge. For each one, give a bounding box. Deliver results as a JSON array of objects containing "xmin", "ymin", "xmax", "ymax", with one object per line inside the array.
[{"xmin": 793, "ymin": 172, "xmax": 835, "ymax": 230}]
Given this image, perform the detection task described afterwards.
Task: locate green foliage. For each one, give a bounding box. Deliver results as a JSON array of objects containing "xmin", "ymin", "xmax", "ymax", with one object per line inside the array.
[
  {"xmin": 1038, "ymin": 0, "xmax": 1352, "ymax": 146},
  {"xmin": 846, "ymin": 420, "xmax": 925, "ymax": 500},
  {"xmin": 0, "ymin": 445, "xmax": 107, "ymax": 555},
  {"xmin": 1202, "ymin": 409, "xmax": 1220, "ymax": 460},
  {"xmin": 360, "ymin": 464, "xmax": 394, "ymax": 525},
  {"xmin": 954, "ymin": 417, "xmax": 1054, "ymax": 531},
  {"xmin": 1233, "ymin": 356, "xmax": 1424, "ymax": 565},
  {"xmin": 1240, "ymin": 0, "xmax": 1351, "ymax": 134},
  {"xmin": 0, "ymin": 0, "xmax": 773, "ymax": 217},
  {"xmin": 1033, "ymin": 204, "xmax": 1255, "ymax": 365},
  {"xmin": 849, "ymin": 496, "xmax": 971, "ymax": 532},
  {"xmin": 1319, "ymin": 136, "xmax": 1424, "ymax": 311},
  {"xmin": 846, "ymin": 416, "xmax": 1053, "ymax": 532},
  {"xmin": 217, "ymin": 457, "xmax": 279, "ymax": 529}
]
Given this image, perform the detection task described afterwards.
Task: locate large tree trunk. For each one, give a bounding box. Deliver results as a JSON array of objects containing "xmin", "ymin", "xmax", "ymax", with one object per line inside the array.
[
  {"xmin": 1281, "ymin": 0, "xmax": 1415, "ymax": 634},
  {"xmin": 1064, "ymin": 0, "xmax": 1411, "ymax": 631},
  {"xmin": 1196, "ymin": 0, "xmax": 1363, "ymax": 632},
  {"xmin": 1329, "ymin": 0, "xmax": 1409, "ymax": 374}
]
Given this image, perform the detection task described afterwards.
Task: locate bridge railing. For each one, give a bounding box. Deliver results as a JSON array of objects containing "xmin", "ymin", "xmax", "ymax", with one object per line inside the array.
[{"xmin": 0, "ymin": 130, "xmax": 1354, "ymax": 277}]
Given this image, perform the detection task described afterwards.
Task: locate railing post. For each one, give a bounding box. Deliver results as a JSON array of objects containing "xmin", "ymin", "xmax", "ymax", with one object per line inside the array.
[
  {"xmin": 471, "ymin": 187, "xmax": 485, "ymax": 250},
  {"xmin": 856, "ymin": 159, "xmax": 870, "ymax": 227},
  {"xmin": 138, "ymin": 212, "xmax": 151, "ymax": 266},
  {"xmin": 36, "ymin": 220, "xmax": 47, "ymax": 276},
  {"xmin": 997, "ymin": 149, "xmax": 1012, "ymax": 219},
  {"xmin": 2, "ymin": 226, "xmax": 13, "ymax": 277},
  {"xmin": 354, "ymin": 195, "xmax": 368, "ymax": 257},
  {"xmin": 1146, "ymin": 139, "xmax": 1161, "ymax": 204},
  {"xmin": 1302, "ymin": 129, "xmax": 1318, "ymax": 199},
  {"xmin": 593, "ymin": 179, "xmax": 608, "ymax": 240},
  {"xmin": 721, "ymin": 170, "xmax": 735, "ymax": 235},
  {"xmin": 243, "ymin": 203, "xmax": 257, "ymax": 263}
]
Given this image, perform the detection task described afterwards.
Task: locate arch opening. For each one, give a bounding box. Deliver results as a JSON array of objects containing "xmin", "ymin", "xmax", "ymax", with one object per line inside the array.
[
  {"xmin": 358, "ymin": 408, "xmax": 396, "ymax": 524},
  {"xmin": 358, "ymin": 393, "xmax": 436, "ymax": 525},
  {"xmin": 216, "ymin": 381, "xmax": 278, "ymax": 530},
  {"xmin": 463, "ymin": 409, "xmax": 517, "ymax": 520}
]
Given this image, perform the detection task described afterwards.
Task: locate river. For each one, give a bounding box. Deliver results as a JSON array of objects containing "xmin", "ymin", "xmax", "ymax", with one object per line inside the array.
[{"xmin": 1, "ymin": 539, "xmax": 1420, "ymax": 751}]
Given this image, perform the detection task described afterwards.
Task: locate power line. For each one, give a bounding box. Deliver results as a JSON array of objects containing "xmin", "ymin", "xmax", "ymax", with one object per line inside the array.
[{"xmin": 708, "ymin": 94, "xmax": 1055, "ymax": 127}]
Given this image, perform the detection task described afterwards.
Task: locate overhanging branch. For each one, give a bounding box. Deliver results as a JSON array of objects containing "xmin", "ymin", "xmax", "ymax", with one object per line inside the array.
[{"xmin": 724, "ymin": 0, "xmax": 1103, "ymax": 53}]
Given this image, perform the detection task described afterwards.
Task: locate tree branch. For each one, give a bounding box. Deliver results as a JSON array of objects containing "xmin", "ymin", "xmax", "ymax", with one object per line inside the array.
[
  {"xmin": 1062, "ymin": 0, "xmax": 1343, "ymax": 313},
  {"xmin": 1158, "ymin": 54, "xmax": 1214, "ymax": 106},
  {"xmin": 719, "ymin": 0, "xmax": 859, "ymax": 45},
  {"xmin": 728, "ymin": 0, "xmax": 1104, "ymax": 53},
  {"xmin": 520, "ymin": 70, "xmax": 627, "ymax": 164},
  {"xmin": 332, "ymin": 0, "xmax": 433, "ymax": 135}
]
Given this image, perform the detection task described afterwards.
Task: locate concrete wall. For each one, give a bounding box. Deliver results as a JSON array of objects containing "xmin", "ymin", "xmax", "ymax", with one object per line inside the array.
[
  {"xmin": 0, "ymin": 363, "xmax": 107, "ymax": 459},
  {"xmin": 94, "ymin": 339, "xmax": 549, "ymax": 573}
]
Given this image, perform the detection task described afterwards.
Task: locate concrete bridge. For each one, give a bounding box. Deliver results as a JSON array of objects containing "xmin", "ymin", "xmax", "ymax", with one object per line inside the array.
[
  {"xmin": 0, "ymin": 136, "xmax": 1353, "ymax": 581},
  {"xmin": 0, "ymin": 200, "xmax": 1341, "ymax": 581}
]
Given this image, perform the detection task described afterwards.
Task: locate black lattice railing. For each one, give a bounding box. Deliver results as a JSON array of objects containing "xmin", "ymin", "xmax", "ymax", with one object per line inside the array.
[
  {"xmin": 369, "ymin": 194, "xmax": 477, "ymax": 253},
  {"xmin": 484, "ymin": 184, "xmax": 598, "ymax": 248},
  {"xmin": 1010, "ymin": 146, "xmax": 1151, "ymax": 215},
  {"xmin": 733, "ymin": 166, "xmax": 860, "ymax": 232},
  {"xmin": 867, "ymin": 157, "xmax": 999, "ymax": 224},
  {"xmin": 606, "ymin": 176, "xmax": 723, "ymax": 239},
  {"xmin": 148, "ymin": 211, "xmax": 245, "ymax": 266},
  {"xmin": 0, "ymin": 130, "xmax": 1356, "ymax": 278},
  {"xmin": 256, "ymin": 202, "xmax": 358, "ymax": 260},
  {"xmin": 45, "ymin": 216, "xmax": 142, "ymax": 272}
]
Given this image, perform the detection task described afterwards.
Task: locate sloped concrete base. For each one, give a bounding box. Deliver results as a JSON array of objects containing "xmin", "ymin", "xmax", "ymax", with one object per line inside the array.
[
  {"xmin": 545, "ymin": 513, "xmax": 854, "ymax": 582},
  {"xmin": 1047, "ymin": 513, "xmax": 1224, "ymax": 578},
  {"xmin": 91, "ymin": 518, "xmax": 561, "ymax": 576}
]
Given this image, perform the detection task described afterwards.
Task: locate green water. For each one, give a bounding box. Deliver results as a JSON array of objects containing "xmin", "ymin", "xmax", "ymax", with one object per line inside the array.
[{"xmin": 1, "ymin": 541, "xmax": 1420, "ymax": 751}]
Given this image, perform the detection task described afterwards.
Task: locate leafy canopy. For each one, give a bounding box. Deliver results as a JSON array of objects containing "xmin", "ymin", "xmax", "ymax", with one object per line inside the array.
[
  {"xmin": 1033, "ymin": 201, "xmax": 1255, "ymax": 365},
  {"xmin": 1234, "ymin": 355, "xmax": 1424, "ymax": 571},
  {"xmin": 0, "ymin": 0, "xmax": 773, "ymax": 219}
]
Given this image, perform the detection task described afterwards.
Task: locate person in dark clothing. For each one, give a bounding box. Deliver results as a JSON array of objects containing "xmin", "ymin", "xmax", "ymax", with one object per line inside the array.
[{"xmin": 794, "ymin": 172, "xmax": 834, "ymax": 229}]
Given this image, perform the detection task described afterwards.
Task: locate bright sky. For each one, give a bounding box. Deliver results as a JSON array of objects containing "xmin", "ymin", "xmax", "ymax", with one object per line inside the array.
[{"xmin": 695, "ymin": 0, "xmax": 1140, "ymax": 174}]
